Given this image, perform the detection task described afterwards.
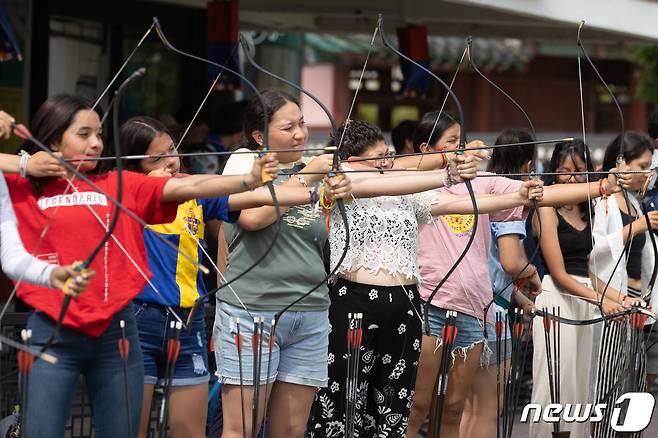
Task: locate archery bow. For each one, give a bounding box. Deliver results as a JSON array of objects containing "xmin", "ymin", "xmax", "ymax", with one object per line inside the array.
[
  {"xmin": 148, "ymin": 18, "xmax": 282, "ymax": 327},
  {"xmin": 463, "ymin": 36, "xmax": 544, "ymax": 333},
  {"xmin": 237, "ymin": 32, "xmax": 354, "ymax": 431},
  {"xmin": 17, "ymin": 68, "xmax": 144, "ymax": 356},
  {"xmin": 236, "ymin": 33, "xmax": 352, "ymax": 322},
  {"xmin": 375, "ymin": 15, "xmax": 480, "ymax": 336}
]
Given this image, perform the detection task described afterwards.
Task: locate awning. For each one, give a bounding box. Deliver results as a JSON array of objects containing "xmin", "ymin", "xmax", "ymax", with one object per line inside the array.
[
  {"xmin": 240, "ymin": 0, "xmax": 658, "ymax": 44},
  {"xmin": 159, "ymin": 0, "xmax": 658, "ymax": 44},
  {"xmin": 303, "ymin": 33, "xmax": 534, "ymax": 70}
]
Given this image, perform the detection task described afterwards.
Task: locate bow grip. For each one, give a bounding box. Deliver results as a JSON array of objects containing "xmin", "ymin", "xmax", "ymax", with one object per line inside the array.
[
  {"xmin": 62, "ymin": 261, "xmax": 85, "ymax": 297},
  {"xmin": 616, "ymin": 155, "xmax": 626, "ymax": 172},
  {"xmin": 261, "ymin": 167, "xmax": 273, "ymax": 184},
  {"xmin": 259, "ymin": 151, "xmax": 274, "ymax": 184}
]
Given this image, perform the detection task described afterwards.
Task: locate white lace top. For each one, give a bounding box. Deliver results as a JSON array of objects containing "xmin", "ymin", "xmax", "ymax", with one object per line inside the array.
[{"xmin": 329, "ymin": 190, "xmax": 438, "ymax": 283}]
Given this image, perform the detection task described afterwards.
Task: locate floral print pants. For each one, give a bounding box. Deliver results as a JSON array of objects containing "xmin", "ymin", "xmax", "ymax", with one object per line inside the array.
[{"xmin": 309, "ymin": 278, "xmax": 423, "ymax": 438}]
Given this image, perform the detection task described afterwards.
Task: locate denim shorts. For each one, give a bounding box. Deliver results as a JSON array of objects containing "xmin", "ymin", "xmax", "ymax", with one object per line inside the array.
[
  {"xmin": 483, "ymin": 308, "xmax": 514, "ymax": 366},
  {"xmin": 484, "ymin": 322, "xmax": 512, "ymax": 367},
  {"xmin": 214, "ymin": 302, "xmax": 329, "ymax": 387},
  {"xmin": 134, "ymin": 301, "xmax": 209, "ymax": 386},
  {"xmin": 425, "ymin": 304, "xmax": 491, "ymax": 364}
]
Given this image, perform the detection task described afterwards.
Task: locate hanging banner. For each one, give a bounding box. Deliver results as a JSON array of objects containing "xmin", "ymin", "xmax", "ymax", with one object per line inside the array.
[
  {"xmin": 396, "ymin": 25, "xmax": 430, "ymax": 98},
  {"xmin": 207, "ymin": 0, "xmax": 241, "ymax": 90}
]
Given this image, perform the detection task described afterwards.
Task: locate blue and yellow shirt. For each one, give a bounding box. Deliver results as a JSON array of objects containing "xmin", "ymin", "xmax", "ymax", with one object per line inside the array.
[{"xmin": 138, "ymin": 196, "xmax": 239, "ymax": 307}]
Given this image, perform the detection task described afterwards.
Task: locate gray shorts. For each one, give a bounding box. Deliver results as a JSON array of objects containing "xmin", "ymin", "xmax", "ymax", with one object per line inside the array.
[{"xmin": 214, "ymin": 302, "xmax": 330, "ymax": 387}]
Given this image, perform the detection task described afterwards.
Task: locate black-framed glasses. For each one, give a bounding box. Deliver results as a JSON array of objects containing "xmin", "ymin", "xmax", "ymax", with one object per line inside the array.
[{"xmin": 555, "ymin": 168, "xmax": 587, "ymax": 182}]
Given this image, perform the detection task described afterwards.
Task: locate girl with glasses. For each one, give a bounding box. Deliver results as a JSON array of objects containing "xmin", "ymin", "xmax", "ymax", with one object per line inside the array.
[{"xmin": 530, "ymin": 139, "xmax": 626, "ymax": 438}]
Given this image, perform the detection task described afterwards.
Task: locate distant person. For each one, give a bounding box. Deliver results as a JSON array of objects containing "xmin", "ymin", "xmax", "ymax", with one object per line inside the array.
[
  {"xmin": 212, "ymin": 100, "xmax": 247, "ymax": 154},
  {"xmin": 181, "ymin": 101, "xmax": 247, "ymax": 175},
  {"xmin": 391, "ymin": 119, "xmax": 417, "ymax": 155}
]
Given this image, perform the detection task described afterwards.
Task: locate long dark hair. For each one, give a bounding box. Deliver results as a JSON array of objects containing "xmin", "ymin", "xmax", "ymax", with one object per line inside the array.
[
  {"xmin": 329, "ymin": 120, "xmax": 384, "ymax": 160},
  {"xmin": 601, "ymin": 131, "xmax": 654, "ymax": 172},
  {"xmin": 412, "ymin": 111, "xmax": 460, "ymax": 152},
  {"xmin": 391, "ymin": 120, "xmax": 417, "ymax": 154},
  {"xmin": 242, "ymin": 89, "xmax": 299, "ymax": 150},
  {"xmin": 487, "ymin": 128, "xmax": 536, "ymax": 179},
  {"xmin": 545, "ymin": 139, "xmax": 594, "ymax": 220},
  {"xmin": 118, "ymin": 116, "xmax": 172, "ymax": 172},
  {"xmin": 22, "ymin": 94, "xmax": 100, "ymax": 194}
]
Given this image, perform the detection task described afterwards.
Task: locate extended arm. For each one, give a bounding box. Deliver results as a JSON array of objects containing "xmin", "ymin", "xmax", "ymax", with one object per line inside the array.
[
  {"xmin": 350, "ymin": 169, "xmax": 453, "ymax": 198},
  {"xmin": 539, "ymin": 169, "xmax": 630, "ymax": 207},
  {"xmin": 162, "ymin": 154, "xmax": 278, "ymax": 203}
]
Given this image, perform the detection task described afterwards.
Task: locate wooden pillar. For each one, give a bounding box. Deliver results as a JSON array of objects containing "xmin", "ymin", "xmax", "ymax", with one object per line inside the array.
[{"xmin": 473, "ymin": 73, "xmax": 491, "ymax": 132}]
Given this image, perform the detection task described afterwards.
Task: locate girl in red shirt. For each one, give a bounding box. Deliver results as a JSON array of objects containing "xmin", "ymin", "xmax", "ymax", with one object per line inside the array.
[{"xmin": 2, "ymin": 94, "xmax": 278, "ymax": 438}]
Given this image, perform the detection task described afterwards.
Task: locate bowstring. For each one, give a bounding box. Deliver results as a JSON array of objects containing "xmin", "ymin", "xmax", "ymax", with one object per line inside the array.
[
  {"xmin": 417, "ymin": 44, "xmax": 486, "ymax": 334},
  {"xmin": 0, "ymin": 25, "xmax": 154, "ymax": 325}
]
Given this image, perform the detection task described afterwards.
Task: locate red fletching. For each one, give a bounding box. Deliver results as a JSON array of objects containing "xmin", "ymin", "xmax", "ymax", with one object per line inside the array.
[
  {"xmin": 167, "ymin": 338, "xmax": 181, "ymax": 363},
  {"xmin": 17, "ymin": 351, "xmax": 24, "ymax": 374},
  {"xmin": 166, "ymin": 339, "xmax": 181, "ymax": 364},
  {"xmin": 269, "ymin": 332, "xmax": 276, "ymax": 349},
  {"xmin": 118, "ymin": 338, "xmax": 130, "ymax": 360},
  {"xmin": 495, "ymin": 320, "xmax": 503, "ymax": 338},
  {"xmin": 166, "ymin": 339, "xmax": 173, "ymax": 362},
  {"xmin": 543, "ymin": 315, "xmax": 551, "ymax": 332},
  {"xmin": 17, "ymin": 351, "xmax": 34, "ymax": 375},
  {"xmin": 445, "ymin": 325, "xmax": 455, "ymax": 344},
  {"xmin": 209, "ymin": 335, "xmax": 215, "ymax": 352},
  {"xmin": 251, "ymin": 334, "xmax": 258, "ymax": 353},
  {"xmin": 515, "ymin": 322, "xmax": 523, "ymax": 339},
  {"xmin": 12, "ymin": 123, "xmax": 31, "ymax": 141},
  {"xmin": 234, "ymin": 333, "xmax": 243, "ymax": 354},
  {"xmin": 355, "ymin": 329, "xmax": 363, "ymax": 347}
]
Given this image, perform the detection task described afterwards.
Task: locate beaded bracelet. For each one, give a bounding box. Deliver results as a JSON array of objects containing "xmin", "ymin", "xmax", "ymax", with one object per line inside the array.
[{"xmin": 444, "ymin": 169, "xmax": 456, "ymax": 188}]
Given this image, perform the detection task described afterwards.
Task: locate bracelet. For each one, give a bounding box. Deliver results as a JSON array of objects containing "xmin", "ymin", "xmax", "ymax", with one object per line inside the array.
[
  {"xmin": 294, "ymin": 173, "xmax": 308, "ymax": 187},
  {"xmin": 19, "ymin": 150, "xmax": 29, "ymax": 178},
  {"xmin": 444, "ymin": 169, "xmax": 455, "ymax": 188}
]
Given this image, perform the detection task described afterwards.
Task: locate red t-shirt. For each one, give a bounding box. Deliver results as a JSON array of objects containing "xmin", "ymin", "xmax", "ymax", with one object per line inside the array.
[{"xmin": 5, "ymin": 171, "xmax": 178, "ymax": 337}]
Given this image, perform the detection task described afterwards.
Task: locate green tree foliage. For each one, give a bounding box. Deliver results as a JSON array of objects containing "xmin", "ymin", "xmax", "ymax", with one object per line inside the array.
[{"xmin": 633, "ymin": 45, "xmax": 658, "ymax": 107}]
